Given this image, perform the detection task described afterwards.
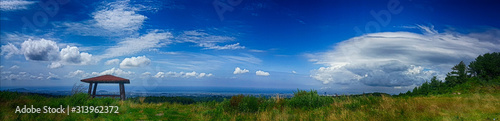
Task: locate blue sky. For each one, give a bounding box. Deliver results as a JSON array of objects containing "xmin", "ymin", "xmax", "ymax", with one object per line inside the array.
[{"xmin": 1, "ymin": 0, "xmax": 499, "ymax": 94}]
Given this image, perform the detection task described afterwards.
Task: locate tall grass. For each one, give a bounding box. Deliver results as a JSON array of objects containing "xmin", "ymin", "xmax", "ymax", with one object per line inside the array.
[{"xmin": 1, "ymin": 90, "xmax": 499, "ymax": 120}]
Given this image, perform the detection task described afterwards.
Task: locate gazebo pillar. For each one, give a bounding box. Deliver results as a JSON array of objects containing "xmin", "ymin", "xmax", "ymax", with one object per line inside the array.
[
  {"xmin": 119, "ymin": 83, "xmax": 125, "ymax": 100},
  {"xmin": 88, "ymin": 83, "xmax": 93, "ymax": 95},
  {"xmin": 92, "ymin": 83, "xmax": 98, "ymax": 98}
]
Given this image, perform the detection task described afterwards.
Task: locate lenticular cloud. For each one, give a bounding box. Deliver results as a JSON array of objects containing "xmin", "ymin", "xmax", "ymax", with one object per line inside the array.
[{"xmin": 310, "ymin": 26, "xmax": 500, "ymax": 87}]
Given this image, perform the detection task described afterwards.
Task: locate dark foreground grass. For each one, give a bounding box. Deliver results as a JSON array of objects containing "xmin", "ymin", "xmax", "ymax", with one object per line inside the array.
[{"xmin": 1, "ymin": 91, "xmax": 499, "ymax": 120}]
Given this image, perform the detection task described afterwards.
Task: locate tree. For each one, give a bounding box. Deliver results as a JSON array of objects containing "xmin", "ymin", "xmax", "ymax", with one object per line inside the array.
[
  {"xmin": 468, "ymin": 52, "xmax": 500, "ymax": 80},
  {"xmin": 445, "ymin": 61, "xmax": 468, "ymax": 86},
  {"xmin": 429, "ymin": 76, "xmax": 443, "ymax": 94}
]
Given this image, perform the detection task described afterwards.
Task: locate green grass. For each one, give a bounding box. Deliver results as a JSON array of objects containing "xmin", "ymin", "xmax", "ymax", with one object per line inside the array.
[{"xmin": 1, "ymin": 90, "xmax": 499, "ymax": 121}]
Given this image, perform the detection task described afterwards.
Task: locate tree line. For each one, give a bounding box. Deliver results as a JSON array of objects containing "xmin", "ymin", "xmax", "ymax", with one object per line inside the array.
[{"xmin": 402, "ymin": 52, "xmax": 500, "ymax": 96}]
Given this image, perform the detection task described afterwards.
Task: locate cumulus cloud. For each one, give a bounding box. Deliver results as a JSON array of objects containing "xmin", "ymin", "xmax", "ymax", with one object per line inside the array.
[
  {"xmin": 233, "ymin": 67, "xmax": 249, "ymax": 74},
  {"xmin": 105, "ymin": 59, "xmax": 120, "ymax": 65},
  {"xmin": 66, "ymin": 70, "xmax": 87, "ymax": 78},
  {"xmin": 0, "ymin": 71, "xmax": 46, "ymax": 81},
  {"xmin": 140, "ymin": 72, "xmax": 151, "ymax": 78},
  {"xmin": 47, "ymin": 72, "xmax": 60, "ymax": 80},
  {"xmin": 120, "ymin": 56, "xmax": 151, "ymax": 68},
  {"xmin": 309, "ymin": 26, "xmax": 500, "ymax": 86},
  {"xmin": 60, "ymin": 46, "xmax": 93, "ymax": 65},
  {"xmin": 1, "ymin": 43, "xmax": 20, "ymax": 58},
  {"xmin": 256, "ymin": 70, "xmax": 270, "ymax": 76},
  {"xmin": 0, "ymin": 0, "xmax": 36, "ymax": 11},
  {"xmin": 67, "ymin": 68, "xmax": 135, "ymax": 78},
  {"xmin": 3, "ymin": 39, "xmax": 94, "ymax": 68},
  {"xmin": 153, "ymin": 71, "xmax": 213, "ymax": 78},
  {"xmin": 48, "ymin": 62, "xmax": 63, "ymax": 69},
  {"xmin": 99, "ymin": 68, "xmax": 134, "ymax": 77},
  {"xmin": 98, "ymin": 30, "xmax": 173, "ymax": 59},
  {"xmin": 153, "ymin": 72, "xmax": 165, "ymax": 78},
  {"xmin": 21, "ymin": 39, "xmax": 60, "ymax": 61}
]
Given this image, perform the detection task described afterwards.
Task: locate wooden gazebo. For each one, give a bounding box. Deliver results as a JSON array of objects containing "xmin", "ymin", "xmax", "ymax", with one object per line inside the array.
[{"xmin": 80, "ymin": 75, "xmax": 130, "ymax": 100}]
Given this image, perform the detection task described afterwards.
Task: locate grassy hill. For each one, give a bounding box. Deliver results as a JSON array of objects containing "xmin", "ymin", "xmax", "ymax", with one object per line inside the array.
[{"xmin": 1, "ymin": 88, "xmax": 499, "ymax": 120}]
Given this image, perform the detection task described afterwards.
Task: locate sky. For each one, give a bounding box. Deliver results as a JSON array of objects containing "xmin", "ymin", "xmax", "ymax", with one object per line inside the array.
[{"xmin": 1, "ymin": 0, "xmax": 499, "ymax": 94}]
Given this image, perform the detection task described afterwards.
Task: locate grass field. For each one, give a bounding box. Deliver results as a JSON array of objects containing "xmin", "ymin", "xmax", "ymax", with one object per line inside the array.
[{"xmin": 1, "ymin": 90, "xmax": 499, "ymax": 121}]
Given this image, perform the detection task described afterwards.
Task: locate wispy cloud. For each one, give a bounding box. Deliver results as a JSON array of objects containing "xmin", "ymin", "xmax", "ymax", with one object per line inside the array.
[
  {"xmin": 176, "ymin": 30, "xmax": 245, "ymax": 50},
  {"xmin": 92, "ymin": 0, "xmax": 147, "ymax": 32},
  {"xmin": 0, "ymin": 0, "xmax": 36, "ymax": 11},
  {"xmin": 97, "ymin": 30, "xmax": 173, "ymax": 59},
  {"xmin": 153, "ymin": 71, "xmax": 213, "ymax": 78},
  {"xmin": 60, "ymin": 0, "xmax": 151, "ymax": 36}
]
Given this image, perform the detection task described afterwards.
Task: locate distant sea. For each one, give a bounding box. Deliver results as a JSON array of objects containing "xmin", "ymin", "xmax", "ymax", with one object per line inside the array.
[{"xmin": 0, "ymin": 86, "xmax": 299, "ymax": 98}]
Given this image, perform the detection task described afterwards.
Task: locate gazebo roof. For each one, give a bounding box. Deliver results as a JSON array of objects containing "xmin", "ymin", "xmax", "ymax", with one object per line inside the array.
[{"xmin": 81, "ymin": 75, "xmax": 130, "ymax": 83}]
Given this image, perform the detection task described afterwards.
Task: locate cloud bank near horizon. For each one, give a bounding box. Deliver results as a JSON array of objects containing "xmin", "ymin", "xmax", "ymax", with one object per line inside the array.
[{"xmin": 309, "ymin": 26, "xmax": 500, "ymax": 87}]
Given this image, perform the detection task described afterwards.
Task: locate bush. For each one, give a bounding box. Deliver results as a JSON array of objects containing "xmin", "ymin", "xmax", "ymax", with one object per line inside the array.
[
  {"xmin": 224, "ymin": 95, "xmax": 263, "ymax": 113},
  {"xmin": 287, "ymin": 89, "xmax": 333, "ymax": 109}
]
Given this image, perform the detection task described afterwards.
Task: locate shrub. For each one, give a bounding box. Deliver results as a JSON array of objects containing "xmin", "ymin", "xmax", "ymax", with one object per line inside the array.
[
  {"xmin": 224, "ymin": 95, "xmax": 263, "ymax": 113},
  {"xmin": 287, "ymin": 89, "xmax": 333, "ymax": 109}
]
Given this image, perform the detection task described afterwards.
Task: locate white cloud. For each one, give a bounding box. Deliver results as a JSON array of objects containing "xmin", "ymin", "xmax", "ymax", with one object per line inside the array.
[
  {"xmin": 47, "ymin": 72, "xmax": 60, "ymax": 80},
  {"xmin": 67, "ymin": 68, "xmax": 135, "ymax": 79},
  {"xmin": 141, "ymin": 72, "xmax": 151, "ymax": 78},
  {"xmin": 92, "ymin": 0, "xmax": 147, "ymax": 32},
  {"xmin": 0, "ymin": 71, "xmax": 62, "ymax": 81},
  {"xmin": 153, "ymin": 72, "xmax": 165, "ymax": 78},
  {"xmin": 249, "ymin": 49, "xmax": 266, "ymax": 53},
  {"xmin": 48, "ymin": 62, "xmax": 63, "ymax": 69},
  {"xmin": 96, "ymin": 68, "xmax": 134, "ymax": 77},
  {"xmin": 233, "ymin": 67, "xmax": 249, "ymax": 74},
  {"xmin": 0, "ymin": 0, "xmax": 36, "ymax": 11},
  {"xmin": 60, "ymin": 46, "xmax": 93, "ymax": 65},
  {"xmin": 120, "ymin": 55, "xmax": 151, "ymax": 68},
  {"xmin": 0, "ymin": 71, "xmax": 44, "ymax": 81},
  {"xmin": 66, "ymin": 70, "xmax": 87, "ymax": 78},
  {"xmin": 200, "ymin": 43, "xmax": 245, "ymax": 50},
  {"xmin": 152, "ymin": 71, "xmax": 213, "ymax": 78},
  {"xmin": 98, "ymin": 30, "xmax": 172, "ymax": 59},
  {"xmin": 59, "ymin": 0, "xmax": 155, "ymax": 36},
  {"xmin": 176, "ymin": 30, "xmax": 245, "ymax": 50},
  {"xmin": 222, "ymin": 54, "xmax": 262, "ymax": 65},
  {"xmin": 292, "ymin": 71, "xmax": 297, "ymax": 74},
  {"xmin": 256, "ymin": 70, "xmax": 270, "ymax": 76},
  {"xmin": 21, "ymin": 39, "xmax": 60, "ymax": 61},
  {"xmin": 105, "ymin": 59, "xmax": 120, "ymax": 65},
  {"xmin": 4, "ymin": 39, "xmax": 94, "ymax": 68},
  {"xmin": 9, "ymin": 65, "xmax": 19, "ymax": 70},
  {"xmin": 1, "ymin": 43, "xmax": 20, "ymax": 58},
  {"xmin": 309, "ymin": 26, "xmax": 500, "ymax": 86}
]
